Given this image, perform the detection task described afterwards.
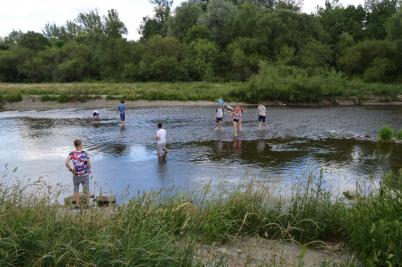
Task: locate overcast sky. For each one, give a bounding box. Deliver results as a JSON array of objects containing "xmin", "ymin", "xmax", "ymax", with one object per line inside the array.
[{"xmin": 0, "ymin": 0, "xmax": 365, "ymax": 40}]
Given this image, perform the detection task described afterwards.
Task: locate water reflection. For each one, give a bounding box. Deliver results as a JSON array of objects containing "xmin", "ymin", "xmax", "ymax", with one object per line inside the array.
[
  {"xmin": 2, "ymin": 107, "xmax": 402, "ymax": 197},
  {"xmin": 186, "ymin": 138, "xmax": 402, "ymax": 176},
  {"xmin": 232, "ymin": 137, "xmax": 242, "ymax": 155}
]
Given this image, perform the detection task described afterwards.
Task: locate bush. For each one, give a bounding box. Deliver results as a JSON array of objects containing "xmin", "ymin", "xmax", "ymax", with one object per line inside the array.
[
  {"xmin": 57, "ymin": 94, "xmax": 72, "ymax": 103},
  {"xmin": 378, "ymin": 126, "xmax": 394, "ymax": 141},
  {"xmin": 347, "ymin": 173, "xmax": 402, "ymax": 266},
  {"xmin": 5, "ymin": 93, "xmax": 23, "ymax": 102},
  {"xmin": 395, "ymin": 129, "xmax": 402, "ymax": 140},
  {"xmin": 40, "ymin": 95, "xmax": 58, "ymax": 102},
  {"xmin": 235, "ymin": 62, "xmax": 348, "ymax": 103}
]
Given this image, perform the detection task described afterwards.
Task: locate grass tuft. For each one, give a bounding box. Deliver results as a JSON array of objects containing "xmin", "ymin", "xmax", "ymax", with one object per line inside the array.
[{"xmin": 378, "ymin": 125, "xmax": 394, "ymax": 141}]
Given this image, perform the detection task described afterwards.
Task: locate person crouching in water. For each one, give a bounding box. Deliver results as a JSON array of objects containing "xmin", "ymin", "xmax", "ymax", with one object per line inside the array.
[
  {"xmin": 257, "ymin": 104, "xmax": 266, "ymax": 129},
  {"xmin": 92, "ymin": 110, "xmax": 100, "ymax": 124},
  {"xmin": 65, "ymin": 139, "xmax": 91, "ymax": 209},
  {"xmin": 215, "ymin": 104, "xmax": 224, "ymax": 130},
  {"xmin": 232, "ymin": 105, "xmax": 243, "ymax": 136},
  {"xmin": 156, "ymin": 123, "xmax": 168, "ymax": 157}
]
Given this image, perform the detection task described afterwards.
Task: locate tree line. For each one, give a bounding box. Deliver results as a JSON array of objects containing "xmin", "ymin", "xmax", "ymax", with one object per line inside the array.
[{"xmin": 0, "ymin": 0, "xmax": 401, "ymax": 83}]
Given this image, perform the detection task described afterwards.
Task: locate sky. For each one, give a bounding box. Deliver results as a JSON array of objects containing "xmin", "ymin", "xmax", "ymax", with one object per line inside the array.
[{"xmin": 0, "ymin": 0, "xmax": 365, "ymax": 40}]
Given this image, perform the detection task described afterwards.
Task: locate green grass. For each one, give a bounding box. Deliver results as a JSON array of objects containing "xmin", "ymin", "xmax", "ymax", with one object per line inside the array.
[
  {"xmin": 0, "ymin": 171, "xmax": 401, "ymax": 266},
  {"xmin": 0, "ymin": 82, "xmax": 245, "ymax": 103},
  {"xmin": 0, "ymin": 72, "xmax": 401, "ymax": 104},
  {"xmin": 378, "ymin": 125, "xmax": 394, "ymax": 141},
  {"xmin": 395, "ymin": 129, "xmax": 402, "ymax": 140}
]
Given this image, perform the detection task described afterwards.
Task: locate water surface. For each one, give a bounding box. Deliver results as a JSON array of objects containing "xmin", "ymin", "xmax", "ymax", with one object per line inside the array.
[{"xmin": 0, "ymin": 106, "xmax": 401, "ymax": 198}]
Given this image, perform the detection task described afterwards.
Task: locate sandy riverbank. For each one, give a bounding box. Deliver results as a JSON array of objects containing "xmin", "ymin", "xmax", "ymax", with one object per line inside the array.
[{"xmin": 2, "ymin": 95, "xmax": 402, "ymax": 111}]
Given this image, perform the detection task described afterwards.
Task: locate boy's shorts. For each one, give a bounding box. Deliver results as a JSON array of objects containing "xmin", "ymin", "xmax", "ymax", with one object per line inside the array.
[
  {"xmin": 216, "ymin": 117, "xmax": 223, "ymax": 123},
  {"xmin": 120, "ymin": 113, "xmax": 126, "ymax": 121},
  {"xmin": 157, "ymin": 143, "xmax": 167, "ymax": 156},
  {"xmin": 73, "ymin": 174, "xmax": 89, "ymax": 193},
  {"xmin": 258, "ymin": 115, "xmax": 266, "ymax": 122}
]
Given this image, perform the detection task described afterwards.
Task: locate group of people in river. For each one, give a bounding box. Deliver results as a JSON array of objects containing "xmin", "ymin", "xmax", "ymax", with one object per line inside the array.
[
  {"xmin": 214, "ymin": 101, "xmax": 267, "ymax": 135},
  {"xmin": 67, "ymin": 99, "xmax": 267, "ymax": 209}
]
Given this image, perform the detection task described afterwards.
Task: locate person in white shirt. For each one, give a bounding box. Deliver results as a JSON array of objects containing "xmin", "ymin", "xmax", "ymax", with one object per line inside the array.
[
  {"xmin": 156, "ymin": 123, "xmax": 168, "ymax": 157},
  {"xmin": 215, "ymin": 105, "xmax": 224, "ymax": 130},
  {"xmin": 257, "ymin": 104, "xmax": 267, "ymax": 129}
]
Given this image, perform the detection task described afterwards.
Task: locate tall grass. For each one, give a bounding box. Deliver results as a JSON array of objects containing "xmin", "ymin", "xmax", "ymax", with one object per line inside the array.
[
  {"xmin": 0, "ymin": 73, "xmax": 401, "ymax": 104},
  {"xmin": 1, "ymin": 170, "xmax": 401, "ymax": 266},
  {"xmin": 0, "ymin": 82, "xmax": 244, "ymax": 103}
]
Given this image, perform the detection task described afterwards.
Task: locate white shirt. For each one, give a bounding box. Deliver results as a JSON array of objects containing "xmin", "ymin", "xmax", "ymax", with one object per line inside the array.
[
  {"xmin": 156, "ymin": 129, "xmax": 167, "ymax": 144},
  {"xmin": 216, "ymin": 107, "xmax": 224, "ymax": 118},
  {"xmin": 258, "ymin": 105, "xmax": 266, "ymax": 116}
]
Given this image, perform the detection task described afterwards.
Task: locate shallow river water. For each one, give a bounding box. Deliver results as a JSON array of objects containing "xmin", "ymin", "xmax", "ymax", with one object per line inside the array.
[{"xmin": 0, "ymin": 106, "xmax": 401, "ymax": 198}]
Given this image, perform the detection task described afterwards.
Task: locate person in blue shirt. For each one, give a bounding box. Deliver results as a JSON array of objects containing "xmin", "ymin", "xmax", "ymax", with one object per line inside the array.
[{"xmin": 116, "ymin": 100, "xmax": 127, "ymax": 128}]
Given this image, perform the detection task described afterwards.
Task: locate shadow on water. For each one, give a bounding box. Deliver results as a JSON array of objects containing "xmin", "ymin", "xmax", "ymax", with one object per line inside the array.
[{"xmin": 97, "ymin": 143, "xmax": 131, "ymax": 157}]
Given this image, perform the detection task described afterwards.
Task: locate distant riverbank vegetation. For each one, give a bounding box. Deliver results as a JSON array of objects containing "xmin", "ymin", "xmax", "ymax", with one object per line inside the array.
[{"xmin": 0, "ymin": 0, "xmax": 401, "ymax": 104}]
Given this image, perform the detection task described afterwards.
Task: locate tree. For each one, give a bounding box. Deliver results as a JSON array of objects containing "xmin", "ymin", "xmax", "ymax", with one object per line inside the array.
[
  {"xmin": 297, "ymin": 40, "xmax": 334, "ymax": 68},
  {"xmin": 104, "ymin": 9, "xmax": 127, "ymax": 39},
  {"xmin": 318, "ymin": 1, "xmax": 366, "ymax": 42},
  {"xmin": 198, "ymin": 0, "xmax": 237, "ymax": 47},
  {"xmin": 337, "ymin": 39, "xmax": 398, "ymax": 82},
  {"xmin": 225, "ymin": 3, "xmax": 261, "ymax": 40},
  {"xmin": 169, "ymin": 2, "xmax": 203, "ymax": 41},
  {"xmin": 18, "ymin": 32, "xmax": 50, "ymax": 51},
  {"xmin": 276, "ymin": 0, "xmax": 304, "ymax": 11},
  {"xmin": 0, "ymin": 48, "xmax": 32, "ymax": 82},
  {"xmin": 365, "ymin": 0, "xmax": 399, "ymax": 39},
  {"xmin": 75, "ymin": 10, "xmax": 104, "ymax": 36},
  {"xmin": 256, "ymin": 9, "xmax": 326, "ymax": 59},
  {"xmin": 139, "ymin": 0, "xmax": 173, "ymax": 40},
  {"xmin": 227, "ymin": 38, "xmax": 260, "ymax": 80},
  {"xmin": 385, "ymin": 11, "xmax": 402, "ymax": 40},
  {"xmin": 184, "ymin": 39, "xmax": 218, "ymax": 80}
]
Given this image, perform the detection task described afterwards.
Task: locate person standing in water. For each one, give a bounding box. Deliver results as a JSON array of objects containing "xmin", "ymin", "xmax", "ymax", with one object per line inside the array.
[
  {"xmin": 156, "ymin": 123, "xmax": 168, "ymax": 158},
  {"xmin": 215, "ymin": 104, "xmax": 224, "ymax": 130},
  {"xmin": 65, "ymin": 139, "xmax": 91, "ymax": 210},
  {"xmin": 232, "ymin": 105, "xmax": 243, "ymax": 136},
  {"xmin": 257, "ymin": 104, "xmax": 266, "ymax": 129},
  {"xmin": 92, "ymin": 110, "xmax": 100, "ymax": 124},
  {"xmin": 117, "ymin": 100, "xmax": 127, "ymax": 128}
]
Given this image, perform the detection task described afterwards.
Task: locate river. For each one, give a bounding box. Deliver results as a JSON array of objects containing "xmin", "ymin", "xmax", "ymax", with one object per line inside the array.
[{"xmin": 0, "ymin": 106, "xmax": 401, "ymax": 199}]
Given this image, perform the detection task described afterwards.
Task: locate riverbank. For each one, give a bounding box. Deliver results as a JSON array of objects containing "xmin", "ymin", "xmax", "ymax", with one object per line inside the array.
[
  {"xmin": 1, "ymin": 82, "xmax": 402, "ymax": 111},
  {"xmin": 2, "ymin": 95, "xmax": 402, "ymax": 111},
  {"xmin": 1, "ymin": 173, "xmax": 400, "ymax": 266}
]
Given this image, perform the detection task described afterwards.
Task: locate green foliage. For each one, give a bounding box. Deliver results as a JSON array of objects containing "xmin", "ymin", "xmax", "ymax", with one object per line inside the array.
[
  {"xmin": 139, "ymin": 0, "xmax": 173, "ymax": 40},
  {"xmin": 395, "ymin": 129, "xmax": 402, "ymax": 140},
  {"xmin": 235, "ymin": 63, "xmax": 342, "ymax": 103},
  {"xmin": 0, "ymin": 172, "xmax": 400, "ymax": 265},
  {"xmin": 0, "ymin": 1, "xmax": 400, "ymax": 87},
  {"xmin": 378, "ymin": 125, "xmax": 394, "ymax": 141},
  {"xmin": 169, "ymin": 2, "xmax": 203, "ymax": 41},
  {"xmin": 338, "ymin": 39, "xmax": 400, "ymax": 82},
  {"xmin": 346, "ymin": 173, "xmax": 402, "ymax": 266},
  {"xmin": 318, "ymin": 2, "xmax": 366, "ymax": 42},
  {"xmin": 364, "ymin": 0, "xmax": 399, "ymax": 39}
]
